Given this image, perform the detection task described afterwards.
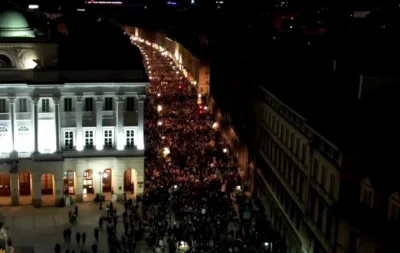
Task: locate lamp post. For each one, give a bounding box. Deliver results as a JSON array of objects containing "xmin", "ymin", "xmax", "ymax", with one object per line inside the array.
[{"xmin": 98, "ymin": 171, "xmax": 108, "ymax": 210}]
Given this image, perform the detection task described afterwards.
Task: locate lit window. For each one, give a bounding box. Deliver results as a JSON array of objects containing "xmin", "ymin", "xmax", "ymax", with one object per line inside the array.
[
  {"xmin": 104, "ymin": 97, "xmax": 113, "ymax": 111},
  {"xmin": 64, "ymin": 131, "xmax": 74, "ymax": 150},
  {"xmin": 126, "ymin": 129, "xmax": 135, "ymax": 148},
  {"xmin": 0, "ymin": 126, "xmax": 9, "ymax": 151},
  {"xmin": 104, "ymin": 129, "xmax": 113, "ymax": 148},
  {"xmin": 0, "ymin": 99, "xmax": 6, "ymax": 113},
  {"xmin": 84, "ymin": 130, "xmax": 94, "ymax": 148},
  {"xmin": 388, "ymin": 194, "xmax": 400, "ymax": 221},
  {"xmin": 64, "ymin": 98, "xmax": 73, "ymax": 112},
  {"xmin": 19, "ymin": 98, "xmax": 27, "ymax": 112},
  {"xmin": 42, "ymin": 99, "xmax": 50, "ymax": 112},
  {"xmin": 17, "ymin": 126, "xmax": 30, "ymax": 151}
]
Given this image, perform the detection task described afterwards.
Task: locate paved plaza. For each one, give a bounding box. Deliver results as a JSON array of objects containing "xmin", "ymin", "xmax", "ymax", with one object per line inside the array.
[{"xmin": 0, "ymin": 202, "xmax": 120, "ymax": 253}]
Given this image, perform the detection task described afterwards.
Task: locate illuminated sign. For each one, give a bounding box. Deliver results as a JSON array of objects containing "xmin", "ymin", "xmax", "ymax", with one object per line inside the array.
[{"xmin": 28, "ymin": 4, "xmax": 39, "ymax": 9}]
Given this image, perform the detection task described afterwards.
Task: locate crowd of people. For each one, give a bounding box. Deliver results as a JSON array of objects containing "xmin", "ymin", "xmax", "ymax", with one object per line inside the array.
[{"xmin": 128, "ymin": 38, "xmax": 284, "ymax": 253}]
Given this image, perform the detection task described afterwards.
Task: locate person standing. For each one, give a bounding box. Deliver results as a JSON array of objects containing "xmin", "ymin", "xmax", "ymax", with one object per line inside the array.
[
  {"xmin": 75, "ymin": 205, "xmax": 79, "ymax": 217},
  {"xmin": 55, "ymin": 243, "xmax": 61, "ymax": 253},
  {"xmin": 66, "ymin": 227, "xmax": 72, "ymax": 243},
  {"xmin": 91, "ymin": 244, "xmax": 98, "ymax": 253},
  {"xmin": 94, "ymin": 227, "xmax": 99, "ymax": 241},
  {"xmin": 76, "ymin": 232, "xmax": 81, "ymax": 245},
  {"xmin": 82, "ymin": 232, "xmax": 86, "ymax": 245}
]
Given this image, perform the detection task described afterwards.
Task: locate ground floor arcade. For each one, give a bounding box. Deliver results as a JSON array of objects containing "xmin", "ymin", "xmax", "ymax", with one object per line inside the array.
[{"xmin": 0, "ymin": 157, "xmax": 145, "ymax": 207}]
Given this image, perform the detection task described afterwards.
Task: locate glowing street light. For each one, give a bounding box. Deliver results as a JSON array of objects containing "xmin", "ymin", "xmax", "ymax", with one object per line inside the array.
[
  {"xmin": 212, "ymin": 122, "xmax": 219, "ymax": 129},
  {"xmin": 223, "ymin": 148, "xmax": 228, "ymax": 153},
  {"xmin": 157, "ymin": 93, "xmax": 161, "ymax": 97},
  {"xmin": 157, "ymin": 121, "xmax": 163, "ymax": 126},
  {"xmin": 157, "ymin": 105, "xmax": 163, "ymax": 112}
]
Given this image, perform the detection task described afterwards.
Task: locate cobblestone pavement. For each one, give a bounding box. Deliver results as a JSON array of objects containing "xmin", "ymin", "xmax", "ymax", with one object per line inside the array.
[{"xmin": 0, "ymin": 202, "xmax": 122, "ymax": 253}]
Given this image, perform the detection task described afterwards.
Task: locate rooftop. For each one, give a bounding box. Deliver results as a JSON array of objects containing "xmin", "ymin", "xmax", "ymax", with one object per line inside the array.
[{"xmin": 59, "ymin": 16, "xmax": 145, "ymax": 70}]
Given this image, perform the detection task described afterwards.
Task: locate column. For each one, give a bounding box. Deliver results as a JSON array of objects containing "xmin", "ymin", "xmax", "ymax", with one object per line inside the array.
[
  {"xmin": 116, "ymin": 95, "xmax": 124, "ymax": 150},
  {"xmin": 75, "ymin": 96, "xmax": 83, "ymax": 151},
  {"xmin": 55, "ymin": 173, "xmax": 64, "ymax": 206},
  {"xmin": 137, "ymin": 96, "xmax": 144, "ymax": 150},
  {"xmin": 31, "ymin": 97, "xmax": 39, "ymax": 153},
  {"xmin": 11, "ymin": 174, "xmax": 19, "ymax": 206},
  {"xmin": 95, "ymin": 95, "xmax": 103, "ymax": 150},
  {"xmin": 8, "ymin": 96, "xmax": 16, "ymax": 151},
  {"xmin": 53, "ymin": 97, "xmax": 61, "ymax": 152},
  {"xmin": 75, "ymin": 173, "xmax": 84, "ymax": 202},
  {"xmin": 32, "ymin": 173, "xmax": 42, "ymax": 207}
]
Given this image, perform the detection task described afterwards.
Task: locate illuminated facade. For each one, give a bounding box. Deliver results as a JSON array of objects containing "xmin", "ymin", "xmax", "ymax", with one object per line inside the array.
[{"xmin": 0, "ymin": 80, "xmax": 147, "ymax": 207}]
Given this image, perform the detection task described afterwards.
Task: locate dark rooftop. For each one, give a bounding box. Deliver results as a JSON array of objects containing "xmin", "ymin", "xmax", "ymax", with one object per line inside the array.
[{"xmin": 59, "ymin": 15, "xmax": 145, "ymax": 71}]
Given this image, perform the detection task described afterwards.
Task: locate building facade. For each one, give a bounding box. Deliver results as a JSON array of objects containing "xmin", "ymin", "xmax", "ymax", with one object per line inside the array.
[
  {"xmin": 0, "ymin": 81, "xmax": 147, "ymax": 207},
  {"xmin": 249, "ymin": 86, "xmax": 342, "ymax": 253}
]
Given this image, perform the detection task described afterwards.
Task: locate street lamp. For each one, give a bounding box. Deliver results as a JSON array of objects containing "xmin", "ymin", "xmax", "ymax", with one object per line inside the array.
[
  {"xmin": 98, "ymin": 171, "xmax": 108, "ymax": 210},
  {"xmin": 157, "ymin": 105, "xmax": 163, "ymax": 112}
]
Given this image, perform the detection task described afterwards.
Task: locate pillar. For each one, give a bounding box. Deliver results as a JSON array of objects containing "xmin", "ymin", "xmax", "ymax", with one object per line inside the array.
[
  {"xmin": 76, "ymin": 96, "xmax": 83, "ymax": 151},
  {"xmin": 55, "ymin": 174, "xmax": 64, "ymax": 206},
  {"xmin": 114, "ymin": 172, "xmax": 124, "ymax": 201},
  {"xmin": 32, "ymin": 173, "xmax": 42, "ymax": 207},
  {"xmin": 75, "ymin": 172, "xmax": 83, "ymax": 202},
  {"xmin": 116, "ymin": 95, "xmax": 124, "ymax": 150},
  {"xmin": 137, "ymin": 96, "xmax": 144, "ymax": 150},
  {"xmin": 11, "ymin": 174, "xmax": 19, "ymax": 206},
  {"xmin": 95, "ymin": 95, "xmax": 103, "ymax": 150},
  {"xmin": 8, "ymin": 96, "xmax": 16, "ymax": 151},
  {"xmin": 136, "ymin": 158, "xmax": 145, "ymax": 195},
  {"xmin": 53, "ymin": 97, "xmax": 61, "ymax": 152},
  {"xmin": 31, "ymin": 97, "xmax": 39, "ymax": 153}
]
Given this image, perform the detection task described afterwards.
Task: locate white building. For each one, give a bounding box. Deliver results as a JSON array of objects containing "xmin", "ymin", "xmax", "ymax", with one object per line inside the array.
[
  {"xmin": 0, "ymin": 76, "xmax": 148, "ymax": 207},
  {"xmin": 0, "ymin": 10, "xmax": 148, "ymax": 207}
]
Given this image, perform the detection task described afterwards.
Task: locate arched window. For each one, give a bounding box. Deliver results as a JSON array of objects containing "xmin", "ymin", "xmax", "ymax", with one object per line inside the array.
[
  {"xmin": 0, "ymin": 54, "xmax": 14, "ymax": 68},
  {"xmin": 17, "ymin": 126, "xmax": 30, "ymax": 152},
  {"xmin": 0, "ymin": 126, "xmax": 10, "ymax": 152}
]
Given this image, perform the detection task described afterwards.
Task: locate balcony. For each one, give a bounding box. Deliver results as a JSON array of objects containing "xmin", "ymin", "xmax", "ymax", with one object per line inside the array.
[{"xmin": 62, "ymin": 148, "xmax": 144, "ymax": 158}]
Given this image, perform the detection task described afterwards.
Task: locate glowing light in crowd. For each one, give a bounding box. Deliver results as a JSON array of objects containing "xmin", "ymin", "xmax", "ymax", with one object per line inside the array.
[
  {"xmin": 204, "ymin": 106, "xmax": 208, "ymax": 110},
  {"xmin": 212, "ymin": 122, "xmax": 218, "ymax": 129},
  {"xmin": 157, "ymin": 121, "xmax": 163, "ymax": 126},
  {"xmin": 223, "ymin": 148, "xmax": 228, "ymax": 153},
  {"xmin": 163, "ymin": 147, "xmax": 171, "ymax": 157},
  {"xmin": 161, "ymin": 136, "xmax": 165, "ymax": 139},
  {"xmin": 157, "ymin": 93, "xmax": 161, "ymax": 97},
  {"xmin": 197, "ymin": 93, "xmax": 202, "ymax": 105},
  {"xmin": 157, "ymin": 105, "xmax": 163, "ymax": 112}
]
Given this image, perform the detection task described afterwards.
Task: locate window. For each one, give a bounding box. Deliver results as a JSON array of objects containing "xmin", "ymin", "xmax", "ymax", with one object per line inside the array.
[
  {"xmin": 361, "ymin": 187, "xmax": 373, "ymax": 207},
  {"xmin": 85, "ymin": 98, "xmax": 93, "ymax": 111},
  {"xmin": 84, "ymin": 130, "xmax": 94, "ymax": 148},
  {"xmin": 320, "ymin": 166, "xmax": 326, "ymax": 186},
  {"xmin": 19, "ymin": 98, "xmax": 27, "ymax": 112},
  {"xmin": 388, "ymin": 199, "xmax": 400, "ymax": 221},
  {"xmin": 313, "ymin": 159, "xmax": 319, "ymax": 181},
  {"xmin": 126, "ymin": 129, "xmax": 135, "ymax": 148},
  {"xmin": 104, "ymin": 129, "xmax": 113, "ymax": 148},
  {"xmin": 0, "ymin": 99, "xmax": 6, "ymax": 113},
  {"xmin": 104, "ymin": 97, "xmax": 113, "ymax": 111},
  {"xmin": 302, "ymin": 143, "xmax": 307, "ymax": 164},
  {"xmin": 64, "ymin": 98, "xmax": 73, "ymax": 112},
  {"xmin": 42, "ymin": 98, "xmax": 50, "ymax": 112},
  {"xmin": 0, "ymin": 126, "xmax": 9, "ymax": 150},
  {"xmin": 17, "ymin": 126, "xmax": 30, "ymax": 151},
  {"xmin": 127, "ymin": 97, "xmax": 135, "ymax": 111},
  {"xmin": 64, "ymin": 131, "xmax": 74, "ymax": 150},
  {"xmin": 329, "ymin": 174, "xmax": 336, "ymax": 196}
]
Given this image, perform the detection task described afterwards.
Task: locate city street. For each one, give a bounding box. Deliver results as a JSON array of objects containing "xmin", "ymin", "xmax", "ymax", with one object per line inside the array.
[{"xmin": 0, "ymin": 202, "xmax": 120, "ymax": 253}]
